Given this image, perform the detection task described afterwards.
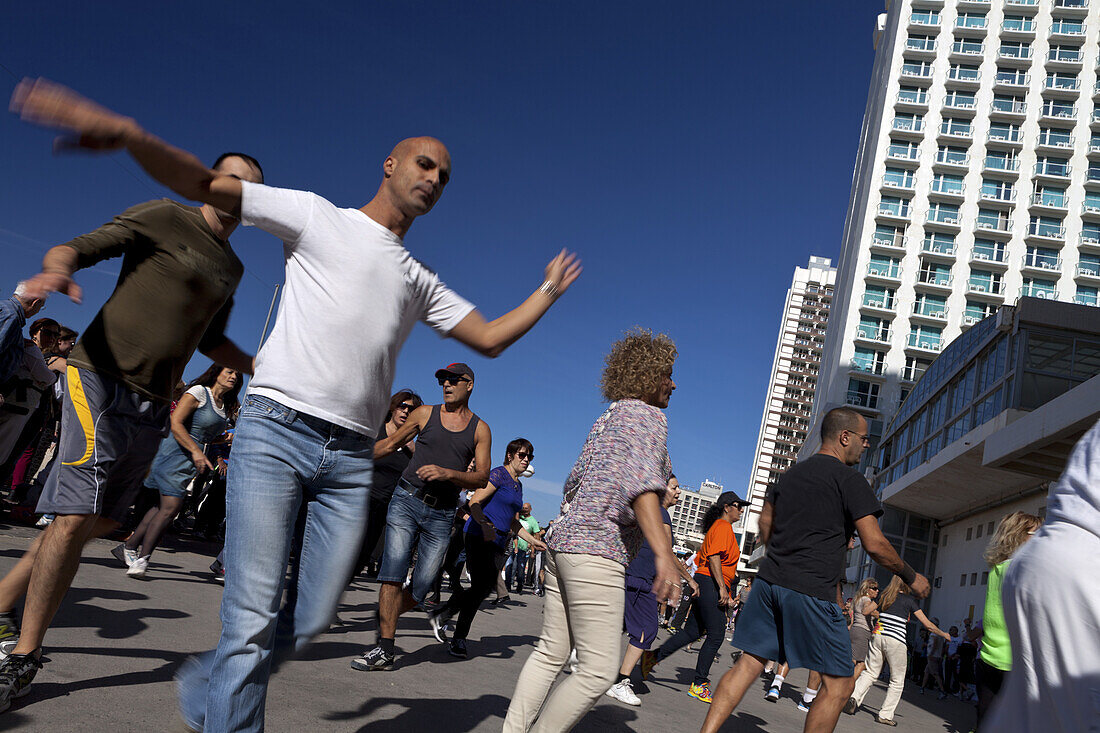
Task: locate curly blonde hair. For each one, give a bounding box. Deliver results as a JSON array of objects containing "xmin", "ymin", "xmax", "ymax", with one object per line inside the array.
[
  {"xmin": 600, "ymin": 327, "xmax": 677, "ymax": 403},
  {"xmin": 984, "ymin": 511, "xmax": 1041, "ymax": 566}
]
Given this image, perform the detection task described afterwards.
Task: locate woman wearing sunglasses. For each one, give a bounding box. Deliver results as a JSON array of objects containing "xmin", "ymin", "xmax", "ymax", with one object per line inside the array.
[
  {"xmin": 429, "ymin": 438, "xmax": 544, "ymax": 659},
  {"xmin": 350, "ymin": 390, "xmax": 423, "ymax": 580}
]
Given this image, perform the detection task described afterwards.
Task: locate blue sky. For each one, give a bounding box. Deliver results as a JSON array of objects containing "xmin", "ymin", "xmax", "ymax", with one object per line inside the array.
[{"xmin": 0, "ymin": 2, "xmax": 877, "ymax": 521}]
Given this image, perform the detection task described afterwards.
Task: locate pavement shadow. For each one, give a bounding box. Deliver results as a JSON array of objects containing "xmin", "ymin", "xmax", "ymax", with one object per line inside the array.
[
  {"xmin": 50, "ymin": 585, "xmax": 189, "ymax": 639},
  {"xmin": 574, "ymin": 703, "xmax": 642, "ymax": 730},
  {"xmin": 16, "ymin": 645, "xmax": 186, "ymax": 706},
  {"xmin": 327, "ymin": 692, "xmax": 509, "ymax": 731}
]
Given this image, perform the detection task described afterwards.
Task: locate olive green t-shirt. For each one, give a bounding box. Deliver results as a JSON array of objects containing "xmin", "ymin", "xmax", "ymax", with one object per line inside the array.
[{"xmin": 64, "ymin": 199, "xmax": 242, "ymax": 402}]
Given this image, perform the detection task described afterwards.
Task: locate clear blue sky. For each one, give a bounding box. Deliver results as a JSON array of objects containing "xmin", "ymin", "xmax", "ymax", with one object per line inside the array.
[{"xmin": 0, "ymin": 2, "xmax": 877, "ymax": 521}]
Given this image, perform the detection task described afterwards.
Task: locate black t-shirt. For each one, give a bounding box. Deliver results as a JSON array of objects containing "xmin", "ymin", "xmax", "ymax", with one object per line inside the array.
[
  {"xmin": 370, "ymin": 422, "xmax": 413, "ymax": 503},
  {"xmin": 758, "ymin": 453, "xmax": 882, "ymax": 603}
]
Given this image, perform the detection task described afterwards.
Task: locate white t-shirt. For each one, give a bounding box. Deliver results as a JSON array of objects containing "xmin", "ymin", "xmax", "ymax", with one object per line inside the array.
[
  {"xmin": 186, "ymin": 385, "xmax": 226, "ymax": 418},
  {"xmin": 240, "ymin": 182, "xmax": 475, "ymax": 436}
]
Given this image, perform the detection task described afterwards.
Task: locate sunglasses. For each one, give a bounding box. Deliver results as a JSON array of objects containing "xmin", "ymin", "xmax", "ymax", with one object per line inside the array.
[
  {"xmin": 439, "ymin": 376, "xmax": 471, "ymax": 386},
  {"xmin": 515, "ymin": 451, "xmax": 533, "ymax": 460},
  {"xmin": 395, "ymin": 403, "xmax": 416, "ymax": 412}
]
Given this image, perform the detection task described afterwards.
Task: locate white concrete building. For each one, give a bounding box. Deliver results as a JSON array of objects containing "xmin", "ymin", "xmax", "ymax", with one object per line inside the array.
[
  {"xmin": 807, "ymin": 0, "xmax": 1100, "ymax": 468},
  {"xmin": 669, "ymin": 479, "xmax": 722, "ymax": 548},
  {"xmin": 735, "ymin": 256, "xmax": 836, "ymax": 575}
]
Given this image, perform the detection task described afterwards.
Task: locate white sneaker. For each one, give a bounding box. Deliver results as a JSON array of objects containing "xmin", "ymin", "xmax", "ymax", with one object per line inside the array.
[
  {"xmin": 126, "ymin": 556, "xmax": 149, "ymax": 578},
  {"xmin": 35, "ymin": 515, "xmax": 54, "ymax": 528},
  {"xmin": 765, "ymin": 686, "xmax": 780, "ymax": 702},
  {"xmin": 0, "ymin": 639, "xmax": 17, "ymax": 660},
  {"xmin": 606, "ymin": 679, "xmax": 641, "ymax": 706},
  {"xmin": 568, "ymin": 649, "xmax": 579, "ymax": 673},
  {"xmin": 797, "ymin": 701, "xmax": 811, "ymax": 712}
]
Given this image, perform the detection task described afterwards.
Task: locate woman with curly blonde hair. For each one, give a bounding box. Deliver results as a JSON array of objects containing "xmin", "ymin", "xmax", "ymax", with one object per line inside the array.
[
  {"xmin": 504, "ymin": 328, "xmax": 681, "ymax": 732},
  {"xmin": 972, "ymin": 511, "xmax": 1040, "ymax": 730}
]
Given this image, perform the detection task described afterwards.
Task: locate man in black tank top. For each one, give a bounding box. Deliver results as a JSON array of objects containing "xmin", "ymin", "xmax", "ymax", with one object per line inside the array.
[{"xmin": 352, "ymin": 362, "xmax": 492, "ymax": 672}]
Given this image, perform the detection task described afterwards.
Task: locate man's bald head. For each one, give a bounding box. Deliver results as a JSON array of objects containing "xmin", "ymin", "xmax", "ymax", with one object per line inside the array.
[
  {"xmin": 389, "ymin": 136, "xmax": 450, "ymax": 165},
  {"xmin": 378, "ymin": 136, "xmax": 451, "ymax": 219}
]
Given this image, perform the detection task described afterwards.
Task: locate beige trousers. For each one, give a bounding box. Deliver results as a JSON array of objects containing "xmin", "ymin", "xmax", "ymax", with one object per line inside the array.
[
  {"xmin": 852, "ymin": 633, "xmax": 909, "ymax": 720},
  {"xmin": 503, "ymin": 551, "xmax": 625, "ymax": 732}
]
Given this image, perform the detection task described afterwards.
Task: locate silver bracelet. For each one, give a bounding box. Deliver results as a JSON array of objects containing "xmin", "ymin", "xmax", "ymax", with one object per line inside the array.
[{"xmin": 538, "ymin": 280, "xmax": 558, "ymax": 298}]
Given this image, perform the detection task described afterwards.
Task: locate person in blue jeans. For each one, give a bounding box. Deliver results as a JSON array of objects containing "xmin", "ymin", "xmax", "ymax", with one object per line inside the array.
[
  {"xmin": 351, "ymin": 362, "xmax": 491, "ymax": 672},
  {"xmin": 14, "ymin": 78, "xmax": 580, "ymax": 730}
]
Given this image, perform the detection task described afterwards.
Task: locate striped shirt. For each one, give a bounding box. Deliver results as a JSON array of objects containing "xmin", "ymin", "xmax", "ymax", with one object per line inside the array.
[
  {"xmin": 877, "ymin": 593, "xmax": 919, "ymax": 643},
  {"xmin": 547, "ymin": 399, "xmax": 672, "ymax": 566}
]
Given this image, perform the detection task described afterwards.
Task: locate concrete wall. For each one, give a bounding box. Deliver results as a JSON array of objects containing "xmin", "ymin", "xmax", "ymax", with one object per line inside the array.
[{"xmin": 927, "ymin": 490, "xmax": 1048, "ymax": 625}]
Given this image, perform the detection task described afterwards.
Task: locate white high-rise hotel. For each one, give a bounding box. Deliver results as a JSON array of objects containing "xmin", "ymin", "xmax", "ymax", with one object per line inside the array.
[
  {"xmin": 736, "ymin": 257, "xmax": 836, "ymax": 574},
  {"xmin": 808, "ymin": 0, "xmax": 1100, "ymax": 464}
]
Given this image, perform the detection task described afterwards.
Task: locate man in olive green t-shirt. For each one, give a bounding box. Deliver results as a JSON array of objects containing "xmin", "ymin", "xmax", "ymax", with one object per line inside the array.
[{"xmin": 0, "ymin": 153, "xmax": 263, "ymax": 710}]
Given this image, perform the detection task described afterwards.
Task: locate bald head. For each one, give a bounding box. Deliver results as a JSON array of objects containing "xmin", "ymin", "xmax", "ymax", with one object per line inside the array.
[
  {"xmin": 375, "ymin": 136, "xmax": 451, "ymax": 223},
  {"xmin": 820, "ymin": 407, "xmax": 870, "ymax": 466},
  {"xmin": 389, "ymin": 136, "xmax": 450, "ymax": 164}
]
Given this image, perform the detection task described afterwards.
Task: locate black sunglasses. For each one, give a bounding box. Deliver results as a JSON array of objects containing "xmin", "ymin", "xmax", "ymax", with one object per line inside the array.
[
  {"xmin": 438, "ymin": 376, "xmax": 470, "ymax": 386},
  {"xmin": 396, "ymin": 403, "xmax": 416, "ymax": 412},
  {"xmin": 515, "ymin": 451, "xmax": 533, "ymax": 460}
]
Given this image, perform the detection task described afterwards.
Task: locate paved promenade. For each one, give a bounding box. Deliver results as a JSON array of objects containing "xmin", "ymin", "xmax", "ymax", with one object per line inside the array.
[{"xmin": 0, "ymin": 524, "xmax": 975, "ymax": 731}]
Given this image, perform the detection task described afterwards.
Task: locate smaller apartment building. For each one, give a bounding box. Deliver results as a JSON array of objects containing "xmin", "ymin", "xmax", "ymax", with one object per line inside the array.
[{"xmin": 848, "ymin": 297, "xmax": 1100, "ymax": 623}]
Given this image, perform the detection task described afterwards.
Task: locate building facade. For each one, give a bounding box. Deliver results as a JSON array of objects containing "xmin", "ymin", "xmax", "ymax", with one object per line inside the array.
[
  {"xmin": 807, "ymin": 0, "xmax": 1100, "ymax": 467},
  {"xmin": 857, "ymin": 298, "xmax": 1100, "ymax": 622},
  {"xmin": 735, "ymin": 256, "xmax": 837, "ymax": 574},
  {"xmin": 669, "ymin": 479, "xmax": 722, "ymax": 549}
]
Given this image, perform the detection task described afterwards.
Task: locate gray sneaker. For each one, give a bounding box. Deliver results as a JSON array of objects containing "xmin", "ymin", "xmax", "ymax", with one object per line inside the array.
[
  {"xmin": 428, "ymin": 610, "xmax": 452, "ymax": 643},
  {"xmin": 0, "ymin": 611, "xmax": 17, "ymax": 645},
  {"xmin": 0, "ymin": 650, "xmax": 43, "ymax": 713},
  {"xmin": 350, "ymin": 646, "xmax": 394, "ymax": 672}
]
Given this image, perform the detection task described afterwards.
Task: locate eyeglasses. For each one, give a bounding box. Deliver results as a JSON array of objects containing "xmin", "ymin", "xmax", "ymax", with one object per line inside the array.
[
  {"xmin": 438, "ymin": 376, "xmax": 470, "ymax": 386},
  {"xmin": 515, "ymin": 451, "xmax": 533, "ymax": 460},
  {"xmin": 846, "ymin": 430, "xmax": 871, "ymax": 446},
  {"xmin": 395, "ymin": 403, "xmax": 416, "ymax": 412}
]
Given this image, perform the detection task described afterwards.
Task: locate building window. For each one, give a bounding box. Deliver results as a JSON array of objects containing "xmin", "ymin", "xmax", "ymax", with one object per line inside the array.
[
  {"xmin": 934, "ymin": 576, "xmax": 942, "ymax": 588},
  {"xmin": 960, "ymin": 574, "xmax": 967, "ymax": 586},
  {"xmin": 942, "ymin": 534, "xmax": 948, "ymax": 547},
  {"xmin": 976, "ymin": 524, "xmax": 983, "ymax": 539},
  {"xmin": 987, "ymin": 521, "xmax": 995, "ymax": 535},
  {"xmin": 966, "ymin": 527, "xmax": 973, "ymax": 541},
  {"xmin": 981, "ymin": 571, "xmax": 989, "ymax": 585},
  {"xmin": 970, "ymin": 573, "xmax": 978, "ymax": 586}
]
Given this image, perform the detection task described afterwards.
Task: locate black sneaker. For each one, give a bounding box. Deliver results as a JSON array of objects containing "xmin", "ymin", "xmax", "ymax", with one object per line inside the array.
[
  {"xmin": 350, "ymin": 646, "xmax": 394, "ymax": 672},
  {"xmin": 0, "ymin": 650, "xmax": 42, "ymax": 713},
  {"xmin": 448, "ymin": 638, "xmax": 467, "ymax": 659},
  {"xmin": 842, "ymin": 697, "xmax": 858, "ymax": 715},
  {"xmin": 428, "ymin": 610, "xmax": 451, "ymax": 643},
  {"xmin": 209, "ymin": 559, "xmax": 225, "ymax": 583}
]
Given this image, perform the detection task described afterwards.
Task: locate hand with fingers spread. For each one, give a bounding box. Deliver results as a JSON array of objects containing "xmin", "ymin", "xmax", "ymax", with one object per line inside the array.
[
  {"xmin": 10, "ymin": 77, "xmax": 140, "ymax": 152},
  {"xmin": 542, "ymin": 249, "xmax": 583, "ymax": 298}
]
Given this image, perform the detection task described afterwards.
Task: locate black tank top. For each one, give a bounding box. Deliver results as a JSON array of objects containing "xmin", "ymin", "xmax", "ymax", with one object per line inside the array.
[{"xmin": 401, "ymin": 404, "xmax": 480, "ymax": 504}]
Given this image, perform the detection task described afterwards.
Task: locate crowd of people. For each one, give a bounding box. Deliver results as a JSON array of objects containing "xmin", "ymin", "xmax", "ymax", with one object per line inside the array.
[{"xmin": 0, "ymin": 77, "xmax": 1095, "ymax": 733}]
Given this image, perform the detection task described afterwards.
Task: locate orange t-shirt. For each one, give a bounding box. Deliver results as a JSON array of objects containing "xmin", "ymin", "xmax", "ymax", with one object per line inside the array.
[{"xmin": 696, "ymin": 518, "xmax": 740, "ymax": 588}]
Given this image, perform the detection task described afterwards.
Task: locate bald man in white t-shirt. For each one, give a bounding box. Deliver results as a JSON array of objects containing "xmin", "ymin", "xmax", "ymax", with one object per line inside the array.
[{"xmin": 11, "ymin": 78, "xmax": 582, "ymax": 731}]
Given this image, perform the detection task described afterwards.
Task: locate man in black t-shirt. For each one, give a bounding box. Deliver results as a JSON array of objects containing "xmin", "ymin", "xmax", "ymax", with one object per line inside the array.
[{"xmin": 702, "ymin": 407, "xmax": 931, "ymax": 733}]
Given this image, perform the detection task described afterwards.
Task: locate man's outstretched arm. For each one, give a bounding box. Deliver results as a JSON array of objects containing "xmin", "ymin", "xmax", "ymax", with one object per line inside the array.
[
  {"xmin": 11, "ymin": 78, "xmax": 242, "ymax": 215},
  {"xmin": 449, "ymin": 249, "xmax": 582, "ymax": 358}
]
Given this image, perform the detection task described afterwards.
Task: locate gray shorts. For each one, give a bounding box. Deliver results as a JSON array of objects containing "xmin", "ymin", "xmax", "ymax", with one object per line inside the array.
[{"xmin": 37, "ymin": 366, "xmax": 169, "ymax": 522}]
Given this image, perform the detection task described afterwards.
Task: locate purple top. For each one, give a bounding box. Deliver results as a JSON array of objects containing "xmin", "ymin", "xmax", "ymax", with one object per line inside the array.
[{"xmin": 547, "ymin": 399, "xmax": 672, "ymax": 566}]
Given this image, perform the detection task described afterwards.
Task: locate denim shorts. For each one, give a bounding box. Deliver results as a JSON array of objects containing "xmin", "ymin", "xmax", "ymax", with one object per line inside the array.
[
  {"xmin": 731, "ymin": 577, "xmax": 854, "ymax": 677},
  {"xmin": 377, "ymin": 485, "xmax": 455, "ymax": 602}
]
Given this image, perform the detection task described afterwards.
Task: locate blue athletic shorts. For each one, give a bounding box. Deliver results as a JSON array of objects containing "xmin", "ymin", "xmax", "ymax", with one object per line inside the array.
[
  {"xmin": 623, "ymin": 578, "xmax": 660, "ymax": 650},
  {"xmin": 37, "ymin": 366, "xmax": 169, "ymax": 522},
  {"xmin": 730, "ymin": 576, "xmax": 854, "ymax": 677}
]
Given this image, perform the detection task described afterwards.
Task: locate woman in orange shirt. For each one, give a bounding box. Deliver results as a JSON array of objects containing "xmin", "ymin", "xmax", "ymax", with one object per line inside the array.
[{"xmin": 641, "ymin": 491, "xmax": 748, "ymax": 703}]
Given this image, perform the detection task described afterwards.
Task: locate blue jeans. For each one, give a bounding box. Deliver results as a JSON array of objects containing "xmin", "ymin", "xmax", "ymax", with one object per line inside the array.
[
  {"xmin": 176, "ymin": 395, "xmax": 373, "ymax": 732},
  {"xmin": 376, "ymin": 484, "xmax": 453, "ymax": 603},
  {"xmin": 511, "ymin": 550, "xmax": 530, "ymax": 592}
]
